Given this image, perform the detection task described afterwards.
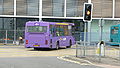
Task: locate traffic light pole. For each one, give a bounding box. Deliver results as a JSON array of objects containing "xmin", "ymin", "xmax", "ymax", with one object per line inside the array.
[
  {"xmin": 98, "ymin": 18, "xmax": 104, "ymax": 62},
  {"xmin": 100, "ymin": 19, "xmax": 103, "ymax": 41},
  {"xmin": 82, "ymin": 3, "xmax": 93, "ymax": 57},
  {"xmin": 83, "ymin": 21, "xmax": 87, "ymax": 56}
]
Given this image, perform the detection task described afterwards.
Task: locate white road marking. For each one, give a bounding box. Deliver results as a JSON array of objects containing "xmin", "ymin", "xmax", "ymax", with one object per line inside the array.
[{"xmin": 57, "ymin": 55, "xmax": 94, "ymax": 65}]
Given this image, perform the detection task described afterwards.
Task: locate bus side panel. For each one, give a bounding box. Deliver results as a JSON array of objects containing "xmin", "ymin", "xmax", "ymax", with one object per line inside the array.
[
  {"xmin": 61, "ymin": 36, "xmax": 72, "ymax": 47},
  {"xmin": 50, "ymin": 37, "xmax": 60, "ymax": 48},
  {"xmin": 51, "ymin": 36, "xmax": 75, "ymax": 48},
  {"xmin": 50, "ymin": 37, "xmax": 71, "ymax": 48},
  {"xmin": 66, "ymin": 36, "xmax": 75, "ymax": 46},
  {"xmin": 58, "ymin": 36, "xmax": 67, "ymax": 46}
]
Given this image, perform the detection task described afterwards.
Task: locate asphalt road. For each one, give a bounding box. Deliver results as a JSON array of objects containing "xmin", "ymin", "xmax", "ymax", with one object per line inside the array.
[
  {"xmin": 0, "ymin": 45, "xmax": 103, "ymax": 68},
  {"xmin": 0, "ymin": 45, "xmax": 76, "ymax": 57},
  {"xmin": 0, "ymin": 57, "xmax": 103, "ymax": 68}
]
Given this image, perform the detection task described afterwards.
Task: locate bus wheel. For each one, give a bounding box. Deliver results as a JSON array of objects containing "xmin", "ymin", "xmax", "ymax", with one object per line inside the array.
[
  {"xmin": 67, "ymin": 40, "xmax": 72, "ymax": 48},
  {"xmin": 34, "ymin": 48, "xmax": 39, "ymax": 50},
  {"xmin": 56, "ymin": 42, "xmax": 59, "ymax": 50}
]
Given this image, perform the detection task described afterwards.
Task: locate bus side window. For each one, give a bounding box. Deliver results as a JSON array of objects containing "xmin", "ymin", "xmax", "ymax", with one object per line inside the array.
[
  {"xmin": 50, "ymin": 25, "xmax": 54, "ymax": 37},
  {"xmin": 59, "ymin": 25, "xmax": 64, "ymax": 36},
  {"xmin": 55, "ymin": 25, "xmax": 59, "ymax": 37},
  {"xmin": 68, "ymin": 26, "xmax": 72, "ymax": 35},
  {"xmin": 56, "ymin": 31, "xmax": 60, "ymax": 36},
  {"xmin": 111, "ymin": 29, "xmax": 114, "ymax": 34},
  {"xmin": 111, "ymin": 27, "xmax": 119, "ymax": 34},
  {"xmin": 64, "ymin": 26, "xmax": 68, "ymax": 36}
]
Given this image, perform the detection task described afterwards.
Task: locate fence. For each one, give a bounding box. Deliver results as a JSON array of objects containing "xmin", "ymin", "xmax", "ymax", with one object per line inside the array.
[
  {"xmin": 105, "ymin": 42, "xmax": 120, "ymax": 60},
  {"xmin": 72, "ymin": 32, "xmax": 110, "ymax": 42},
  {"xmin": 0, "ymin": 31, "xmax": 110, "ymax": 44},
  {"xmin": 76, "ymin": 41, "xmax": 120, "ymax": 64},
  {"xmin": 0, "ymin": 30, "xmax": 25, "ymax": 44},
  {"xmin": 72, "ymin": 32, "xmax": 84, "ymax": 41},
  {"xmin": 0, "ymin": 30, "xmax": 82, "ymax": 44}
]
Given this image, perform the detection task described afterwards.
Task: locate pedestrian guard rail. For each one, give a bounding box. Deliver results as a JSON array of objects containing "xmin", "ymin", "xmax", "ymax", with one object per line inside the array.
[
  {"xmin": 0, "ymin": 30, "xmax": 25, "ymax": 45},
  {"xmin": 75, "ymin": 41, "xmax": 120, "ymax": 63}
]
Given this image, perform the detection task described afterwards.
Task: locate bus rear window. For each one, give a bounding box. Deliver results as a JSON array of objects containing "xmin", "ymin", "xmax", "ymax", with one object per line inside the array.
[{"xmin": 27, "ymin": 26, "xmax": 47, "ymax": 33}]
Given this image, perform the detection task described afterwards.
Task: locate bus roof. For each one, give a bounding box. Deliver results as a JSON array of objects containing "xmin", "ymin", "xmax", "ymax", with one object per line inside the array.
[{"xmin": 26, "ymin": 21, "xmax": 74, "ymax": 26}]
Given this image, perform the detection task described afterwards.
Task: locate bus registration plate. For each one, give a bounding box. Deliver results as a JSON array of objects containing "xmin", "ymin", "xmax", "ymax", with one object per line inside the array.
[{"xmin": 34, "ymin": 45, "xmax": 40, "ymax": 47}]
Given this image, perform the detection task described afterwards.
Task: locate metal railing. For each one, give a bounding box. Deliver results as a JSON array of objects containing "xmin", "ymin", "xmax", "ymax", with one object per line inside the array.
[
  {"xmin": 105, "ymin": 42, "xmax": 120, "ymax": 60},
  {"xmin": 76, "ymin": 41, "xmax": 120, "ymax": 63},
  {"xmin": 0, "ymin": 30, "xmax": 25, "ymax": 45}
]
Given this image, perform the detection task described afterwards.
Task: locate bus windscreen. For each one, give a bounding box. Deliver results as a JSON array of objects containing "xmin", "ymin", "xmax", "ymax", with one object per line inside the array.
[{"xmin": 27, "ymin": 26, "xmax": 47, "ymax": 33}]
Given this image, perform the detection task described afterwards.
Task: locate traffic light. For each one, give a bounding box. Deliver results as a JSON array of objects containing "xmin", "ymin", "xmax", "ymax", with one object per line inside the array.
[{"xmin": 83, "ymin": 3, "xmax": 93, "ymax": 22}]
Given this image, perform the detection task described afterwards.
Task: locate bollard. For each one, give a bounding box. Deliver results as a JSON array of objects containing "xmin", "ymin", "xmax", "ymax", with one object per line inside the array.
[{"xmin": 96, "ymin": 41, "xmax": 105, "ymax": 62}]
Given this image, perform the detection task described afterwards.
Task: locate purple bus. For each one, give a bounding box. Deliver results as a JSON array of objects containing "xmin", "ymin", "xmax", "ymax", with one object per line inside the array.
[{"xmin": 25, "ymin": 21, "xmax": 75, "ymax": 50}]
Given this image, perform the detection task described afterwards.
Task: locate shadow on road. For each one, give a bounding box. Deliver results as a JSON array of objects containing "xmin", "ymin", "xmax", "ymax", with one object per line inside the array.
[{"xmin": 28, "ymin": 48, "xmax": 67, "ymax": 51}]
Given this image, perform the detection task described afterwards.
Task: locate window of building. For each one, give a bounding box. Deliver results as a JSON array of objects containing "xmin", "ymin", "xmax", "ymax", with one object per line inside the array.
[
  {"xmin": 92, "ymin": 0, "xmax": 113, "ymax": 18},
  {"xmin": 115, "ymin": 0, "xmax": 120, "ymax": 18},
  {"xmin": 42, "ymin": 0, "xmax": 64, "ymax": 17},
  {"xmin": 0, "ymin": 0, "xmax": 14, "ymax": 15},
  {"xmin": 66, "ymin": 0, "xmax": 87, "ymax": 17},
  {"xmin": 17, "ymin": 0, "xmax": 39, "ymax": 16}
]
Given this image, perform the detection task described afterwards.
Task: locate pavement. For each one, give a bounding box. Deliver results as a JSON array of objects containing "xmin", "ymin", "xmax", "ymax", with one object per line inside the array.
[{"xmin": 58, "ymin": 55, "xmax": 120, "ymax": 68}]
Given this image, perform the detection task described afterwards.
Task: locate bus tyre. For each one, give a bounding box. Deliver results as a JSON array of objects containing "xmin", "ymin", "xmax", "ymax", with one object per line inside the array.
[
  {"xmin": 56, "ymin": 42, "xmax": 59, "ymax": 50},
  {"xmin": 67, "ymin": 40, "xmax": 72, "ymax": 48},
  {"xmin": 34, "ymin": 48, "xmax": 39, "ymax": 50}
]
